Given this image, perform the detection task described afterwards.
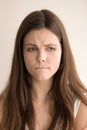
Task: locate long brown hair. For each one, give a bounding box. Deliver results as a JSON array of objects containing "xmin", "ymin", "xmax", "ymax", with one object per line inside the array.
[{"xmin": 0, "ymin": 9, "xmax": 87, "ymax": 130}]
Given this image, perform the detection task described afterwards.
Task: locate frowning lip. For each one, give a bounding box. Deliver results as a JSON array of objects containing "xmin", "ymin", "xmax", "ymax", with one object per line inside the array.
[{"xmin": 35, "ymin": 67, "xmax": 50, "ymax": 69}]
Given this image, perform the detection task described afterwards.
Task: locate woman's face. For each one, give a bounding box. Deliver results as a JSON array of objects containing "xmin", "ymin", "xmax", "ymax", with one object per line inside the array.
[{"xmin": 23, "ymin": 28, "xmax": 62, "ymax": 81}]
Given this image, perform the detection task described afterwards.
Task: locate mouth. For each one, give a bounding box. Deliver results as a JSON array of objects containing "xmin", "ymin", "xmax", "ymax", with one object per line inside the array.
[{"xmin": 35, "ymin": 67, "xmax": 50, "ymax": 69}]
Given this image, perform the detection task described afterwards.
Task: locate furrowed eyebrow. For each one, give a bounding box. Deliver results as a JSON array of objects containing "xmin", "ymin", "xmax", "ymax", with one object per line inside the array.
[
  {"xmin": 23, "ymin": 43, "xmax": 37, "ymax": 47},
  {"xmin": 44, "ymin": 44, "xmax": 58, "ymax": 47}
]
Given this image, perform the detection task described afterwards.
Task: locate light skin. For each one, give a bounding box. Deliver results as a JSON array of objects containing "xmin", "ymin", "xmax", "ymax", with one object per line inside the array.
[{"xmin": 23, "ymin": 28, "xmax": 62, "ymax": 81}]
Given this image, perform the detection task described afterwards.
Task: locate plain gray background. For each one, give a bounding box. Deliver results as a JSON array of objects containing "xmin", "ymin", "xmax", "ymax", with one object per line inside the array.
[{"xmin": 0, "ymin": 0, "xmax": 87, "ymax": 93}]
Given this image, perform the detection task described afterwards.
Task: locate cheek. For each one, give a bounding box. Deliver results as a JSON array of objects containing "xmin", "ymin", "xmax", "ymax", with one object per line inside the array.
[
  {"xmin": 23, "ymin": 54, "xmax": 35, "ymax": 69},
  {"xmin": 51, "ymin": 52, "xmax": 62, "ymax": 68},
  {"xmin": 53, "ymin": 57, "xmax": 61, "ymax": 67}
]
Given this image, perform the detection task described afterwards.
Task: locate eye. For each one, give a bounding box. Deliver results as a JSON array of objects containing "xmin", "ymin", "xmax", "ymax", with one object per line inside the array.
[
  {"xmin": 27, "ymin": 47, "xmax": 38, "ymax": 52},
  {"xmin": 47, "ymin": 47, "xmax": 56, "ymax": 51}
]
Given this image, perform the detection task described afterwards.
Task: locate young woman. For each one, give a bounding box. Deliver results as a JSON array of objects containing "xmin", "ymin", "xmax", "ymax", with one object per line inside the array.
[{"xmin": 0, "ymin": 9, "xmax": 87, "ymax": 130}]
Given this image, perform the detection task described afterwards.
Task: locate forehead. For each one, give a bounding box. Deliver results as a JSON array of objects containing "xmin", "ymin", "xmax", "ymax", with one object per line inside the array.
[{"xmin": 23, "ymin": 28, "xmax": 60, "ymax": 45}]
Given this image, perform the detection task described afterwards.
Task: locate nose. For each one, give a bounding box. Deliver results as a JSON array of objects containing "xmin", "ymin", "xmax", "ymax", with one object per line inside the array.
[{"xmin": 36, "ymin": 50, "xmax": 46, "ymax": 63}]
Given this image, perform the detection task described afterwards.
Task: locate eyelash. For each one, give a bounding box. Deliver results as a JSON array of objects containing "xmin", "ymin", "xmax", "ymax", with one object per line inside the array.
[{"xmin": 27, "ymin": 47, "xmax": 56, "ymax": 52}]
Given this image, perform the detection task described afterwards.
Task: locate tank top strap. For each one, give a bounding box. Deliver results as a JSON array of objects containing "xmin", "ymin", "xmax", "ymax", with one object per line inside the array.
[{"xmin": 74, "ymin": 99, "xmax": 81, "ymax": 118}]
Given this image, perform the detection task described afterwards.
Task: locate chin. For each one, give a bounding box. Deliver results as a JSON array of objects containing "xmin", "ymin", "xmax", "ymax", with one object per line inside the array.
[{"xmin": 33, "ymin": 75, "xmax": 54, "ymax": 81}]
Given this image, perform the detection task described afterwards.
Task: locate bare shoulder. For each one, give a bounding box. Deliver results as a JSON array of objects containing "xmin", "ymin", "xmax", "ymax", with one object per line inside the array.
[{"xmin": 74, "ymin": 94, "xmax": 87, "ymax": 130}]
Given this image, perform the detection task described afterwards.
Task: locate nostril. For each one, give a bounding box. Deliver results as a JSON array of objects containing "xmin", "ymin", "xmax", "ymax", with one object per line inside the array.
[
  {"xmin": 37, "ymin": 56, "xmax": 46, "ymax": 63},
  {"xmin": 42, "ymin": 59, "xmax": 45, "ymax": 62},
  {"xmin": 37, "ymin": 58, "xmax": 46, "ymax": 63}
]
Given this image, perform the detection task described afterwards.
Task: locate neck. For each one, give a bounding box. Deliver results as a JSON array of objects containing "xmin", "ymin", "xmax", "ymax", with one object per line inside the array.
[{"xmin": 31, "ymin": 77, "xmax": 54, "ymax": 103}]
